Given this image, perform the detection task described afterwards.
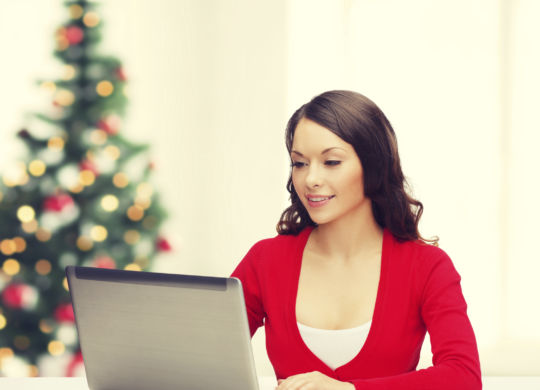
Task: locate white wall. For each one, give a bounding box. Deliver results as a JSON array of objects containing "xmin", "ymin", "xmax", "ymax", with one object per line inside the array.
[{"xmin": 1, "ymin": 0, "xmax": 539, "ymax": 377}]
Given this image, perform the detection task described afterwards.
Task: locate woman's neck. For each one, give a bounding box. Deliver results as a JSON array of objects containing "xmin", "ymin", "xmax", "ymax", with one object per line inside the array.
[{"xmin": 310, "ymin": 202, "xmax": 383, "ymax": 262}]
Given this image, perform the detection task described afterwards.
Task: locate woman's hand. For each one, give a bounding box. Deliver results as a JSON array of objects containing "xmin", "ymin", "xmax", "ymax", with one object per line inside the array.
[{"xmin": 276, "ymin": 371, "xmax": 355, "ymax": 390}]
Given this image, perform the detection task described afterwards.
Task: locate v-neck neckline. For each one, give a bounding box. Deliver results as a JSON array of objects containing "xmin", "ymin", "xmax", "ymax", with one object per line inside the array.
[{"xmin": 288, "ymin": 226, "xmax": 391, "ymax": 372}]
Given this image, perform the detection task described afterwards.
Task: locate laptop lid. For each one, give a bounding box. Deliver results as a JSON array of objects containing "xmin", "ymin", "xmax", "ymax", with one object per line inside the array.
[{"xmin": 66, "ymin": 266, "xmax": 259, "ymax": 390}]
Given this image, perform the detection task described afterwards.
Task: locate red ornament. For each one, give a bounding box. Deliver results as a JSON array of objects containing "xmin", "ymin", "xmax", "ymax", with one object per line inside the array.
[
  {"xmin": 65, "ymin": 26, "xmax": 84, "ymax": 45},
  {"xmin": 97, "ymin": 115, "xmax": 121, "ymax": 135},
  {"xmin": 66, "ymin": 351, "xmax": 84, "ymax": 377},
  {"xmin": 1, "ymin": 283, "xmax": 38, "ymax": 310},
  {"xmin": 115, "ymin": 67, "xmax": 127, "ymax": 81},
  {"xmin": 54, "ymin": 303, "xmax": 75, "ymax": 323},
  {"xmin": 93, "ymin": 256, "xmax": 116, "ymax": 269},
  {"xmin": 156, "ymin": 237, "xmax": 172, "ymax": 252},
  {"xmin": 43, "ymin": 193, "xmax": 75, "ymax": 212},
  {"xmin": 79, "ymin": 159, "xmax": 99, "ymax": 176}
]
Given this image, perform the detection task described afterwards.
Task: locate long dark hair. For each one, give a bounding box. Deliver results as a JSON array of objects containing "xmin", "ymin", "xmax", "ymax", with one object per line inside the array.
[{"xmin": 276, "ymin": 90, "xmax": 437, "ymax": 244}]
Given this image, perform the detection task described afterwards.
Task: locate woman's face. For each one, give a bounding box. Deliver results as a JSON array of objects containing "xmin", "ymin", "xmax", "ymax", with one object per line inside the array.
[{"xmin": 291, "ymin": 118, "xmax": 368, "ymax": 226}]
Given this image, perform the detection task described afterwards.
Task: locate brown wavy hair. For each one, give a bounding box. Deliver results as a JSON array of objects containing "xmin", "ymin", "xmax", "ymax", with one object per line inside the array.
[{"xmin": 276, "ymin": 90, "xmax": 437, "ymax": 244}]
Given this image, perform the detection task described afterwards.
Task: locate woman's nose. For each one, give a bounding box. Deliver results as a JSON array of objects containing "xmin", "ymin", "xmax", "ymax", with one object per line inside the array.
[{"xmin": 305, "ymin": 165, "xmax": 322, "ymax": 189}]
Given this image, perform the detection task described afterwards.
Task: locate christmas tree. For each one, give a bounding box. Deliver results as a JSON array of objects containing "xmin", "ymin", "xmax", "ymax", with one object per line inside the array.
[{"xmin": 0, "ymin": 0, "xmax": 169, "ymax": 377}]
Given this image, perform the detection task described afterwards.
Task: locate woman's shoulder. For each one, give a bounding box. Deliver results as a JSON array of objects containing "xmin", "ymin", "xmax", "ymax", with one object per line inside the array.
[
  {"xmin": 389, "ymin": 232, "xmax": 455, "ymax": 272},
  {"xmin": 248, "ymin": 228, "xmax": 311, "ymax": 254}
]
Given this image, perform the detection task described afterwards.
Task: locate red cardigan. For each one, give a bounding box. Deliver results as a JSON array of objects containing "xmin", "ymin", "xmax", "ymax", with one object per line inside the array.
[{"xmin": 231, "ymin": 227, "xmax": 482, "ymax": 389}]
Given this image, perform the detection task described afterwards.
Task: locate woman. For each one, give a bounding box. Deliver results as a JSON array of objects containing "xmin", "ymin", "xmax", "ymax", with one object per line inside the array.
[{"xmin": 232, "ymin": 90, "xmax": 481, "ymax": 390}]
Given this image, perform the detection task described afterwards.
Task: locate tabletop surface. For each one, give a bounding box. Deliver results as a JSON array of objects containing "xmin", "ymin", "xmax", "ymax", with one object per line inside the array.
[{"xmin": 0, "ymin": 376, "xmax": 539, "ymax": 389}]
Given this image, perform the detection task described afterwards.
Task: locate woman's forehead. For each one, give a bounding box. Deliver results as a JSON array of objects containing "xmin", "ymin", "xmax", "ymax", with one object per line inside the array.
[{"xmin": 292, "ymin": 118, "xmax": 353, "ymax": 153}]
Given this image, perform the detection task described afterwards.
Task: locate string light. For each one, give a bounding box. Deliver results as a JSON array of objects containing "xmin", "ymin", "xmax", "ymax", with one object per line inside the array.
[
  {"xmin": 83, "ymin": 11, "xmax": 100, "ymax": 27},
  {"xmin": 48, "ymin": 340, "xmax": 65, "ymax": 356},
  {"xmin": 48, "ymin": 136, "xmax": 65, "ymax": 150},
  {"xmin": 90, "ymin": 129, "xmax": 107, "ymax": 145},
  {"xmin": 35, "ymin": 259, "xmax": 52, "ymax": 276},
  {"xmin": 14, "ymin": 335, "xmax": 30, "ymax": 351},
  {"xmin": 13, "ymin": 237, "xmax": 26, "ymax": 253},
  {"xmin": 69, "ymin": 183, "xmax": 84, "ymax": 194},
  {"xmin": 90, "ymin": 225, "xmax": 108, "ymax": 242},
  {"xmin": 0, "ymin": 240, "xmax": 17, "ymax": 256},
  {"xmin": 3, "ymin": 259, "xmax": 21, "ymax": 276},
  {"xmin": 96, "ymin": 80, "xmax": 114, "ymax": 97},
  {"xmin": 104, "ymin": 145, "xmax": 120, "ymax": 160},
  {"xmin": 124, "ymin": 230, "xmax": 140, "ymax": 245},
  {"xmin": 17, "ymin": 205, "xmax": 35, "ymax": 223},
  {"xmin": 55, "ymin": 89, "xmax": 75, "ymax": 106},
  {"xmin": 35, "ymin": 228, "xmax": 52, "ymax": 242},
  {"xmin": 39, "ymin": 320, "xmax": 54, "ymax": 334},
  {"xmin": 113, "ymin": 172, "xmax": 129, "ymax": 188},
  {"xmin": 62, "ymin": 64, "xmax": 77, "ymax": 80},
  {"xmin": 124, "ymin": 263, "xmax": 141, "ymax": 272},
  {"xmin": 142, "ymin": 216, "xmax": 158, "ymax": 229},
  {"xmin": 21, "ymin": 220, "xmax": 38, "ymax": 234},
  {"xmin": 76, "ymin": 236, "xmax": 93, "ymax": 251},
  {"xmin": 0, "ymin": 347, "xmax": 14, "ymax": 360},
  {"xmin": 40, "ymin": 81, "xmax": 56, "ymax": 93},
  {"xmin": 29, "ymin": 160, "xmax": 46, "ymax": 176},
  {"xmin": 69, "ymin": 4, "xmax": 84, "ymax": 19},
  {"xmin": 101, "ymin": 194, "xmax": 119, "ymax": 212},
  {"xmin": 127, "ymin": 205, "xmax": 144, "ymax": 221},
  {"xmin": 79, "ymin": 170, "xmax": 95, "ymax": 186}
]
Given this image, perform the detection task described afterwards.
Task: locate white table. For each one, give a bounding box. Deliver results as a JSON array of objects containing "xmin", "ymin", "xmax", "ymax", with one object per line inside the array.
[{"xmin": 0, "ymin": 376, "xmax": 539, "ymax": 389}]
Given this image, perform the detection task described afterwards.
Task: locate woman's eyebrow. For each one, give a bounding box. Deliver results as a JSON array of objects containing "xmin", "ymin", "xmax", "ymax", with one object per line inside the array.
[{"xmin": 291, "ymin": 147, "xmax": 346, "ymax": 157}]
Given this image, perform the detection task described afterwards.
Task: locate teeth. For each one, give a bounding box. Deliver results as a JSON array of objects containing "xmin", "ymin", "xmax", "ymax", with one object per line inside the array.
[{"xmin": 308, "ymin": 196, "xmax": 332, "ymax": 202}]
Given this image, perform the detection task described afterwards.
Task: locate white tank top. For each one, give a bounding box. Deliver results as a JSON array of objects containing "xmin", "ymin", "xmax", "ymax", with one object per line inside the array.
[{"xmin": 297, "ymin": 320, "xmax": 372, "ymax": 370}]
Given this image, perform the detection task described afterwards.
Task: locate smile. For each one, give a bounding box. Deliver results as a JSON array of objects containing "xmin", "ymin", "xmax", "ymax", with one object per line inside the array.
[{"xmin": 306, "ymin": 195, "xmax": 335, "ymax": 208}]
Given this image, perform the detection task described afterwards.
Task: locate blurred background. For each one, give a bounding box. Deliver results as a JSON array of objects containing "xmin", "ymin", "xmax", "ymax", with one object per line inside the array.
[{"xmin": 0, "ymin": 0, "xmax": 539, "ymax": 379}]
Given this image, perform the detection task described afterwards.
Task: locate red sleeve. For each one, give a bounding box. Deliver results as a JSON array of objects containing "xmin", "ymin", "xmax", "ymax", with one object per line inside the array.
[
  {"xmin": 231, "ymin": 241, "xmax": 266, "ymax": 337},
  {"xmin": 350, "ymin": 252, "xmax": 482, "ymax": 390}
]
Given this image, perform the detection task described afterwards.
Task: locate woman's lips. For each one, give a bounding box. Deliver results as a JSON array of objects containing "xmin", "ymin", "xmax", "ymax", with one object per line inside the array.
[{"xmin": 306, "ymin": 195, "xmax": 335, "ymax": 208}]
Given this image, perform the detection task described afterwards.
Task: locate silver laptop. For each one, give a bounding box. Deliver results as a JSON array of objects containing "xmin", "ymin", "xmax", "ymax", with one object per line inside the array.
[{"xmin": 66, "ymin": 266, "xmax": 259, "ymax": 390}]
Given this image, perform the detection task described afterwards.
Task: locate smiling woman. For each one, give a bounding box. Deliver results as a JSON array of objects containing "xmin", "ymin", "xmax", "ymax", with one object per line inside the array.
[{"xmin": 232, "ymin": 90, "xmax": 482, "ymax": 390}]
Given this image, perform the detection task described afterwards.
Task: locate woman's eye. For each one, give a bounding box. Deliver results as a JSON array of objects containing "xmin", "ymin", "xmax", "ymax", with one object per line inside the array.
[
  {"xmin": 291, "ymin": 161, "xmax": 306, "ymax": 168},
  {"xmin": 325, "ymin": 160, "xmax": 341, "ymax": 166}
]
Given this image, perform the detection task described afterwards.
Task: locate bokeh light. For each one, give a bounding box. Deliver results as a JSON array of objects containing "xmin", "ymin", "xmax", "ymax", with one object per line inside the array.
[
  {"xmin": 17, "ymin": 205, "xmax": 35, "ymax": 223},
  {"xmin": 14, "ymin": 335, "xmax": 31, "ymax": 350},
  {"xmin": 40, "ymin": 81, "xmax": 56, "ymax": 93},
  {"xmin": 36, "ymin": 228, "xmax": 52, "ymax": 242},
  {"xmin": 69, "ymin": 4, "xmax": 84, "ymax": 19},
  {"xmin": 124, "ymin": 230, "xmax": 140, "ymax": 245},
  {"xmin": 22, "ymin": 220, "xmax": 39, "ymax": 234},
  {"xmin": 48, "ymin": 340, "xmax": 65, "ymax": 356},
  {"xmin": 48, "ymin": 136, "xmax": 65, "ymax": 150},
  {"xmin": 104, "ymin": 145, "xmax": 120, "ymax": 160},
  {"xmin": 124, "ymin": 263, "xmax": 142, "ymax": 272},
  {"xmin": 76, "ymin": 236, "xmax": 93, "ymax": 251},
  {"xmin": 0, "ymin": 240, "xmax": 16, "ymax": 256},
  {"xmin": 113, "ymin": 172, "xmax": 129, "ymax": 188},
  {"xmin": 83, "ymin": 11, "xmax": 100, "ymax": 27},
  {"xmin": 13, "ymin": 237, "xmax": 27, "ymax": 253},
  {"xmin": 62, "ymin": 64, "xmax": 77, "ymax": 80},
  {"xmin": 101, "ymin": 194, "xmax": 119, "ymax": 212},
  {"xmin": 0, "ymin": 314, "xmax": 6, "ymax": 330},
  {"xmin": 29, "ymin": 160, "xmax": 46, "ymax": 177},
  {"xmin": 127, "ymin": 205, "xmax": 144, "ymax": 221},
  {"xmin": 55, "ymin": 89, "xmax": 75, "ymax": 106},
  {"xmin": 3, "ymin": 259, "xmax": 21, "ymax": 276},
  {"xmin": 96, "ymin": 80, "xmax": 114, "ymax": 97},
  {"xmin": 79, "ymin": 170, "xmax": 95, "ymax": 186},
  {"xmin": 35, "ymin": 259, "xmax": 52, "ymax": 276},
  {"xmin": 90, "ymin": 129, "xmax": 107, "ymax": 145},
  {"xmin": 90, "ymin": 225, "xmax": 108, "ymax": 242}
]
